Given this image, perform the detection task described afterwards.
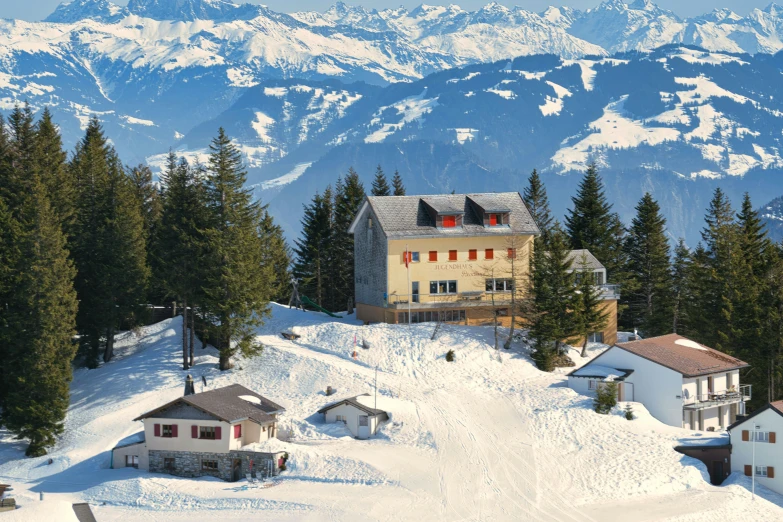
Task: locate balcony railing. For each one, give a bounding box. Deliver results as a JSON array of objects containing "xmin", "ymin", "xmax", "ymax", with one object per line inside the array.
[
  {"xmin": 598, "ymin": 284, "xmax": 621, "ymax": 300},
  {"xmin": 386, "ymin": 291, "xmax": 515, "ymax": 308},
  {"xmin": 683, "ymin": 384, "xmax": 751, "ymax": 410}
]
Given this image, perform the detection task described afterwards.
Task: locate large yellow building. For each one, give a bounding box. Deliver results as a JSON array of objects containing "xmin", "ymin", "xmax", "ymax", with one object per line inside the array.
[{"xmin": 348, "ymin": 192, "xmax": 618, "ymax": 344}]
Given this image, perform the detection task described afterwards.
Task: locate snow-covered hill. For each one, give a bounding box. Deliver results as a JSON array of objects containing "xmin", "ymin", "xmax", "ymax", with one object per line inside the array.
[
  {"xmin": 154, "ymin": 47, "xmax": 783, "ymax": 244},
  {"xmin": 1, "ymin": 304, "xmax": 782, "ymax": 520}
]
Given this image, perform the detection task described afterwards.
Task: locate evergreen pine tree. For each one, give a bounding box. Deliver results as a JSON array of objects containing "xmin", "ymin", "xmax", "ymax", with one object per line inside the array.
[
  {"xmin": 34, "ymin": 107, "xmax": 74, "ymax": 231},
  {"xmin": 565, "ymin": 163, "xmax": 624, "ymax": 280},
  {"xmin": 259, "ymin": 205, "xmax": 292, "ymax": 303},
  {"xmin": 70, "ymin": 118, "xmax": 149, "ymax": 367},
  {"xmin": 522, "ymin": 169, "xmax": 552, "ymax": 242},
  {"xmin": 157, "ymin": 153, "xmax": 207, "ymax": 369},
  {"xmin": 392, "ymin": 169, "xmax": 406, "ymax": 196},
  {"xmin": 671, "ymin": 238, "xmax": 690, "ymax": 334},
  {"xmin": 201, "ymin": 128, "xmax": 272, "ymax": 370},
  {"xmin": 293, "ymin": 189, "xmax": 334, "ymax": 308},
  {"xmin": 529, "ymin": 222, "xmax": 578, "ymax": 371},
  {"xmin": 371, "ymin": 165, "xmax": 390, "ymax": 196},
  {"xmin": 2, "ymin": 178, "xmax": 78, "ymax": 456},
  {"xmin": 333, "ymin": 168, "xmax": 366, "ymax": 311},
  {"xmin": 623, "ymin": 193, "xmax": 673, "ymax": 336}
]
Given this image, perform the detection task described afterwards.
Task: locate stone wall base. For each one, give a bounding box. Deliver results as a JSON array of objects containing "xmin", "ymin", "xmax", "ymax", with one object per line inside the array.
[{"xmin": 148, "ymin": 449, "xmax": 285, "ymax": 482}]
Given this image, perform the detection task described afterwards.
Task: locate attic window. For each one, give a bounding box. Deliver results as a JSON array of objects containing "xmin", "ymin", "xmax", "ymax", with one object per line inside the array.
[
  {"xmin": 487, "ymin": 213, "xmax": 507, "ymax": 226},
  {"xmin": 442, "ymin": 215, "xmax": 456, "ymax": 228}
]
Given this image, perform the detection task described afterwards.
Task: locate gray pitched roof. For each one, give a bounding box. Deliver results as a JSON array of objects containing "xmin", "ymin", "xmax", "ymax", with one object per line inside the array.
[
  {"xmin": 566, "ymin": 249, "xmax": 604, "ymax": 270},
  {"xmin": 134, "ymin": 384, "xmax": 285, "ymax": 425},
  {"xmin": 318, "ymin": 393, "xmax": 388, "ymax": 417},
  {"xmin": 351, "ymin": 192, "xmax": 539, "ymax": 239}
]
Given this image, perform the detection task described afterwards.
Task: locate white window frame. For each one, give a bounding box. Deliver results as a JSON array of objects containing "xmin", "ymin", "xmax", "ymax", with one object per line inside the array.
[
  {"xmin": 411, "ymin": 251, "xmax": 420, "ymax": 263},
  {"xmin": 430, "ymin": 280, "xmax": 458, "ymax": 295},
  {"xmin": 753, "ymin": 431, "xmax": 770, "ymax": 443},
  {"xmin": 335, "ymin": 415, "xmax": 346, "ymax": 423},
  {"xmin": 359, "ymin": 415, "xmax": 369, "ymax": 427},
  {"xmin": 588, "ymin": 380, "xmax": 597, "ymax": 391},
  {"xmin": 756, "ymin": 465, "xmax": 768, "ymax": 477}
]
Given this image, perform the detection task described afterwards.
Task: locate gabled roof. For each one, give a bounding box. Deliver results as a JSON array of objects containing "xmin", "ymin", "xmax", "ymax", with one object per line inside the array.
[
  {"xmin": 318, "ymin": 393, "xmax": 387, "ymax": 416},
  {"xmin": 611, "ymin": 334, "xmax": 749, "ymax": 378},
  {"xmin": 727, "ymin": 401, "xmax": 783, "ymax": 431},
  {"xmin": 348, "ymin": 192, "xmax": 540, "ymax": 239},
  {"xmin": 134, "ymin": 384, "xmax": 285, "ymax": 425},
  {"xmin": 566, "ymin": 249, "xmax": 604, "ymax": 271}
]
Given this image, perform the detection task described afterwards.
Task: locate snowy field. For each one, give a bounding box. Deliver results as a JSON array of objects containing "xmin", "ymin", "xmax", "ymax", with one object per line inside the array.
[{"xmin": 1, "ymin": 304, "xmax": 783, "ymax": 521}]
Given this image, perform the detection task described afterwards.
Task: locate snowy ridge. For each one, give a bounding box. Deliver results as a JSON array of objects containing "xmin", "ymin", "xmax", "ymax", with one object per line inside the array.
[{"xmin": 1, "ymin": 304, "xmax": 782, "ymax": 520}]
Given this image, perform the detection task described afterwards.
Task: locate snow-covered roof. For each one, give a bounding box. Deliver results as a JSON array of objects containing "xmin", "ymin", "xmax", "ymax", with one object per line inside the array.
[
  {"xmin": 112, "ymin": 431, "xmax": 145, "ymax": 449},
  {"xmin": 318, "ymin": 393, "xmax": 388, "ymax": 417},
  {"xmin": 568, "ymin": 364, "xmax": 633, "ymax": 381}
]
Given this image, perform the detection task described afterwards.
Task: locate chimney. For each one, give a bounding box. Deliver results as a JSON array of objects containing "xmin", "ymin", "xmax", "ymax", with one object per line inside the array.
[{"xmin": 185, "ymin": 374, "xmax": 195, "ymax": 396}]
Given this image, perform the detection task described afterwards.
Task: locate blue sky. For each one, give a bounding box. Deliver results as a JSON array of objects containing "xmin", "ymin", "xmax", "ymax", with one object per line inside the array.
[{"xmin": 1, "ymin": 0, "xmax": 775, "ymax": 22}]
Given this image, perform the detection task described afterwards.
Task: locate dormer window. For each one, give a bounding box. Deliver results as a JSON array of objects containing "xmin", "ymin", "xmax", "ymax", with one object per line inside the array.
[
  {"xmin": 443, "ymin": 215, "xmax": 456, "ymax": 228},
  {"xmin": 486, "ymin": 213, "xmax": 508, "ymax": 227},
  {"xmin": 436, "ymin": 213, "xmax": 462, "ymax": 228}
]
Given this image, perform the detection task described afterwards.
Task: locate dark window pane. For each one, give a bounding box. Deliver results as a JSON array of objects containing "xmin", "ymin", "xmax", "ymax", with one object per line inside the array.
[
  {"xmin": 449, "ymin": 281, "xmax": 457, "ymax": 293},
  {"xmin": 430, "ymin": 282, "xmax": 438, "ymax": 294}
]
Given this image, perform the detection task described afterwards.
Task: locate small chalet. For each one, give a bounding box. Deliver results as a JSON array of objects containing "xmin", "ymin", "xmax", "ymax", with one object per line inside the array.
[
  {"xmin": 728, "ymin": 401, "xmax": 783, "ymax": 495},
  {"xmin": 568, "ymin": 334, "xmax": 750, "ymax": 430},
  {"xmin": 112, "ymin": 378, "xmax": 287, "ymax": 481},
  {"xmin": 318, "ymin": 393, "xmax": 389, "ymax": 439}
]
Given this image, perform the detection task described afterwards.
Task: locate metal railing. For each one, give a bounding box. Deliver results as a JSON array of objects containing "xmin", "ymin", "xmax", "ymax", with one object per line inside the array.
[
  {"xmin": 598, "ymin": 284, "xmax": 621, "ymax": 300},
  {"xmin": 386, "ymin": 291, "xmax": 515, "ymax": 307},
  {"xmin": 683, "ymin": 384, "xmax": 751, "ymax": 409}
]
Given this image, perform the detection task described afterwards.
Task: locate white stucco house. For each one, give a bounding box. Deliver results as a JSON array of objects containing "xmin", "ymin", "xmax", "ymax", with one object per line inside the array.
[
  {"xmin": 568, "ymin": 334, "xmax": 751, "ymax": 430},
  {"xmin": 728, "ymin": 401, "xmax": 783, "ymax": 494},
  {"xmin": 112, "ymin": 380, "xmax": 287, "ymax": 481},
  {"xmin": 318, "ymin": 393, "xmax": 389, "ymax": 439}
]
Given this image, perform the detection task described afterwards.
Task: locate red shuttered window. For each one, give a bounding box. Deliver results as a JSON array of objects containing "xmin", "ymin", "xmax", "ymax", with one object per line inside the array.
[
  {"xmin": 468, "ymin": 249, "xmax": 477, "ymax": 260},
  {"xmin": 429, "ymin": 251, "xmax": 438, "ymax": 262},
  {"xmin": 234, "ymin": 424, "xmax": 242, "ymax": 438},
  {"xmin": 485, "ymin": 249, "xmax": 494, "ymax": 260},
  {"xmin": 508, "ymin": 248, "xmax": 516, "ymax": 259},
  {"xmin": 442, "ymin": 215, "xmax": 456, "ymax": 228},
  {"xmin": 154, "ymin": 423, "xmax": 161, "ymax": 437},
  {"xmin": 215, "ymin": 426, "xmax": 222, "ymax": 440},
  {"xmin": 171, "ymin": 424, "xmax": 178, "ymax": 438},
  {"xmin": 449, "ymin": 250, "xmax": 457, "ymax": 261},
  {"xmin": 192, "ymin": 425, "xmax": 198, "ymax": 439},
  {"xmin": 489, "ymin": 214, "xmax": 498, "ymax": 226}
]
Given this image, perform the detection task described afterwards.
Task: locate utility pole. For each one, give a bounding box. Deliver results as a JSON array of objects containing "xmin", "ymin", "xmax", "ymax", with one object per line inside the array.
[{"xmin": 753, "ymin": 423, "xmax": 760, "ymax": 500}]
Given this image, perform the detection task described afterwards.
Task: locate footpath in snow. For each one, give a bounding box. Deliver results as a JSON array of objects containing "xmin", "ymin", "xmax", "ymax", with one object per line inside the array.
[{"xmin": 1, "ymin": 303, "xmax": 782, "ymax": 521}]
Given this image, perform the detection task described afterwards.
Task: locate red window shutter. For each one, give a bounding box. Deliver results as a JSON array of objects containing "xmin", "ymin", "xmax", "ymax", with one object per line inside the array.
[
  {"xmin": 429, "ymin": 251, "xmax": 437, "ymax": 262},
  {"xmin": 508, "ymin": 248, "xmax": 516, "ymax": 259},
  {"xmin": 744, "ymin": 465, "xmax": 752, "ymax": 476},
  {"xmin": 770, "ymin": 432, "xmax": 776, "ymax": 444},
  {"xmin": 234, "ymin": 425, "xmax": 241, "ymax": 438},
  {"xmin": 192, "ymin": 425, "xmax": 198, "ymax": 439},
  {"xmin": 449, "ymin": 250, "xmax": 457, "ymax": 261},
  {"xmin": 769, "ymin": 466, "xmax": 775, "ymax": 479},
  {"xmin": 171, "ymin": 424, "xmax": 178, "ymax": 438},
  {"xmin": 154, "ymin": 423, "xmax": 161, "ymax": 437},
  {"xmin": 443, "ymin": 215, "xmax": 456, "ymax": 228},
  {"xmin": 485, "ymin": 249, "xmax": 494, "ymax": 260},
  {"xmin": 742, "ymin": 430, "xmax": 749, "ymax": 441},
  {"xmin": 469, "ymin": 249, "xmax": 477, "ymax": 261},
  {"xmin": 489, "ymin": 214, "xmax": 497, "ymax": 226},
  {"xmin": 215, "ymin": 426, "xmax": 222, "ymax": 440}
]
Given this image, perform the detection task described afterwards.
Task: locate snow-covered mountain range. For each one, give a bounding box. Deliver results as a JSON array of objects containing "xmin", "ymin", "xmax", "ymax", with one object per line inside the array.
[{"xmin": 5, "ymin": 0, "xmax": 783, "ymax": 242}]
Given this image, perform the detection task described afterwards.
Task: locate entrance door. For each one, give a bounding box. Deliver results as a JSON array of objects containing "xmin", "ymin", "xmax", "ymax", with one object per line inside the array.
[
  {"xmin": 412, "ymin": 282, "xmax": 419, "ymax": 303},
  {"xmin": 231, "ymin": 459, "xmax": 242, "ymax": 482},
  {"xmin": 358, "ymin": 415, "xmax": 370, "ymax": 439},
  {"xmin": 711, "ymin": 461, "xmax": 724, "ymax": 485}
]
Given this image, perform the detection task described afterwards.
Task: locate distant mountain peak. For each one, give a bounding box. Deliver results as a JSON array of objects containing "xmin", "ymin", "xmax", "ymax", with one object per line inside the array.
[
  {"xmin": 45, "ymin": 0, "xmax": 128, "ymax": 23},
  {"xmin": 126, "ymin": 0, "xmax": 262, "ymax": 21}
]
